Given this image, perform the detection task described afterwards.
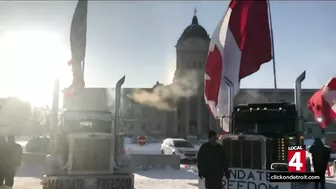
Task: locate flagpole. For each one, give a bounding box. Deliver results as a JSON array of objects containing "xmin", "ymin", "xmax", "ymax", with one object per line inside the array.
[
  {"xmin": 268, "ymin": 0, "xmax": 278, "ymax": 102},
  {"xmin": 82, "ymin": 60, "xmax": 85, "ymax": 80}
]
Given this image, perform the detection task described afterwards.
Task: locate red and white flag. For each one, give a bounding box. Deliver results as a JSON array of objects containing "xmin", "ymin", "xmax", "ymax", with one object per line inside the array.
[
  {"xmin": 204, "ymin": 0, "xmax": 272, "ymax": 131},
  {"xmin": 307, "ymin": 77, "xmax": 336, "ymax": 128},
  {"xmin": 63, "ymin": 0, "xmax": 88, "ymax": 96}
]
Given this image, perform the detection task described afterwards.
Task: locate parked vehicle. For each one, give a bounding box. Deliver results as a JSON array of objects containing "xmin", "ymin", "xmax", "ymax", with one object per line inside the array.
[
  {"xmin": 160, "ymin": 138, "xmax": 198, "ymax": 164},
  {"xmin": 26, "ymin": 136, "xmax": 51, "ymax": 153}
]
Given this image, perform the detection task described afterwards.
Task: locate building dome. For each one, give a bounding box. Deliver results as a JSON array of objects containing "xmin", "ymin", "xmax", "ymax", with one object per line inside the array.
[{"xmin": 178, "ymin": 15, "xmax": 209, "ymax": 43}]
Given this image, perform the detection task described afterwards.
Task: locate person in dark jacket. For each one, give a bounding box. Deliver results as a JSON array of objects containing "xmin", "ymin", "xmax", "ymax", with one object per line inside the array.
[
  {"xmin": 0, "ymin": 136, "xmax": 8, "ymax": 188},
  {"xmin": 4, "ymin": 135, "xmax": 22, "ymax": 189},
  {"xmin": 309, "ymin": 137, "xmax": 331, "ymax": 189},
  {"xmin": 197, "ymin": 130, "xmax": 229, "ymax": 189}
]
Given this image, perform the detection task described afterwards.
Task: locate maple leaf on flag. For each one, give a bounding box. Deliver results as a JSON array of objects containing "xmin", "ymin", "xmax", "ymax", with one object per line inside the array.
[
  {"xmin": 204, "ymin": 45, "xmax": 222, "ymax": 117},
  {"xmin": 308, "ymin": 77, "xmax": 336, "ymax": 128}
]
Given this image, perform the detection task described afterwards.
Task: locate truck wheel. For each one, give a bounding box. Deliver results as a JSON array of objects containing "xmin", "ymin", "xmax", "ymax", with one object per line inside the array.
[{"xmin": 161, "ymin": 150, "xmax": 164, "ymax": 154}]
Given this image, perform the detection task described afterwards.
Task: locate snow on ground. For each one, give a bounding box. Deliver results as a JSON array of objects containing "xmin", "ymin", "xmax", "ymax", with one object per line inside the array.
[
  {"xmin": 14, "ymin": 164, "xmax": 199, "ymax": 189},
  {"xmin": 13, "ymin": 137, "xmax": 336, "ymax": 189},
  {"xmin": 135, "ymin": 167, "xmax": 198, "ymax": 189},
  {"xmin": 13, "ymin": 164, "xmax": 336, "ymax": 189}
]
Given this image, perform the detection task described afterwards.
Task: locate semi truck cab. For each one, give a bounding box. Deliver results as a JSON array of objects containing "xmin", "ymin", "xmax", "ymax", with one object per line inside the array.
[{"xmin": 228, "ymin": 102, "xmax": 304, "ymax": 170}]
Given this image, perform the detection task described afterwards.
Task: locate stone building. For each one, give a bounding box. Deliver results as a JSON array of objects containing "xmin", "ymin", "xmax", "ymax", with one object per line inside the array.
[
  {"xmin": 119, "ymin": 13, "xmax": 335, "ymax": 138},
  {"xmin": 121, "ymin": 87, "xmax": 336, "ymax": 138},
  {"xmin": 173, "ymin": 13, "xmax": 212, "ymax": 137}
]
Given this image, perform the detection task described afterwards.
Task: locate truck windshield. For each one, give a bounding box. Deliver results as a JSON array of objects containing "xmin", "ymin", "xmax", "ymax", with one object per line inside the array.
[
  {"xmin": 62, "ymin": 110, "xmax": 112, "ymax": 133},
  {"xmin": 174, "ymin": 141, "xmax": 193, "ymax": 148},
  {"xmin": 233, "ymin": 111, "xmax": 296, "ymax": 137},
  {"xmin": 234, "ymin": 121, "xmax": 286, "ymax": 137}
]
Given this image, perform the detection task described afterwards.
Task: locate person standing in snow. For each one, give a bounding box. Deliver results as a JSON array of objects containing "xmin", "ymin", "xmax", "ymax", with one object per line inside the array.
[
  {"xmin": 0, "ymin": 136, "xmax": 8, "ymax": 188},
  {"xmin": 3, "ymin": 135, "xmax": 22, "ymax": 189},
  {"xmin": 197, "ymin": 130, "xmax": 230, "ymax": 189},
  {"xmin": 309, "ymin": 137, "xmax": 331, "ymax": 189}
]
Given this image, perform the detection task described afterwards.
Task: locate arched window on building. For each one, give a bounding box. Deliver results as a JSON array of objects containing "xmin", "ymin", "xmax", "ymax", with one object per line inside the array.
[
  {"xmin": 192, "ymin": 61, "xmax": 196, "ymax": 68},
  {"xmin": 128, "ymin": 109, "xmax": 134, "ymax": 118},
  {"xmin": 177, "ymin": 124, "xmax": 182, "ymax": 133},
  {"xmin": 142, "ymin": 124, "xmax": 146, "ymax": 131},
  {"xmin": 136, "ymin": 110, "xmax": 141, "ymax": 118},
  {"xmin": 156, "ymin": 124, "xmax": 161, "ymax": 133},
  {"xmin": 189, "ymin": 121, "xmax": 197, "ymax": 135}
]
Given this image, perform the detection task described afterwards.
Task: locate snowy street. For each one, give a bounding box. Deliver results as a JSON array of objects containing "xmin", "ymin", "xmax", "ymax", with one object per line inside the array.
[
  {"xmin": 15, "ymin": 164, "xmax": 199, "ymax": 189},
  {"xmin": 16, "ymin": 138, "xmax": 201, "ymax": 189},
  {"xmin": 14, "ymin": 138, "xmax": 336, "ymax": 189},
  {"xmin": 12, "ymin": 167, "xmax": 336, "ymax": 189}
]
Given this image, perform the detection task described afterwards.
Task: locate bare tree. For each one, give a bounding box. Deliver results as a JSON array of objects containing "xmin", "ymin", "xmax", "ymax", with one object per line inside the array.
[{"xmin": 0, "ymin": 97, "xmax": 32, "ymax": 135}]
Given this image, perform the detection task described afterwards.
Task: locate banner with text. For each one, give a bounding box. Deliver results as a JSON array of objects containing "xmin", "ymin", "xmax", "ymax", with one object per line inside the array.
[{"xmin": 198, "ymin": 168, "xmax": 291, "ymax": 189}]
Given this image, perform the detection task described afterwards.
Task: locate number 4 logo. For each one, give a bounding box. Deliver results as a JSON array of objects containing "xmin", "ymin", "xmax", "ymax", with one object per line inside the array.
[
  {"xmin": 288, "ymin": 152, "xmax": 303, "ymax": 171},
  {"xmin": 288, "ymin": 148, "xmax": 306, "ymax": 172}
]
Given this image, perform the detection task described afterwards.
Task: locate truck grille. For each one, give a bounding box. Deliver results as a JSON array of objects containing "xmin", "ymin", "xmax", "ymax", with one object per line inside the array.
[
  {"xmin": 222, "ymin": 138, "xmax": 263, "ymax": 169},
  {"xmin": 71, "ymin": 138, "xmax": 111, "ymax": 172},
  {"xmin": 266, "ymin": 139, "xmax": 278, "ymax": 169}
]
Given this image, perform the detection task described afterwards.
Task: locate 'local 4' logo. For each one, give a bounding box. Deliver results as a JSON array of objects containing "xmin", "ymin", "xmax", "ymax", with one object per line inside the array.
[{"xmin": 288, "ymin": 145, "xmax": 306, "ymax": 172}]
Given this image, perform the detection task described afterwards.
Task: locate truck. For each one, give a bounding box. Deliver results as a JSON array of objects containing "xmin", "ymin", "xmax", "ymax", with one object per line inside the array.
[
  {"xmin": 199, "ymin": 71, "xmax": 308, "ymax": 189},
  {"xmin": 41, "ymin": 76, "xmax": 135, "ymax": 189}
]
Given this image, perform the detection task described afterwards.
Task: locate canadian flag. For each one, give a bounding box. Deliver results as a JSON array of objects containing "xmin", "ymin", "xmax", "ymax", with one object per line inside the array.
[
  {"xmin": 63, "ymin": 0, "xmax": 88, "ymax": 96},
  {"xmin": 307, "ymin": 77, "xmax": 336, "ymax": 128},
  {"xmin": 204, "ymin": 0, "xmax": 272, "ymax": 131}
]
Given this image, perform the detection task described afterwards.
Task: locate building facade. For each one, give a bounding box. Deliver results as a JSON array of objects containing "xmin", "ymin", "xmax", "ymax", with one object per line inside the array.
[
  {"xmin": 119, "ymin": 14, "xmax": 335, "ymax": 138},
  {"xmin": 173, "ymin": 14, "xmax": 212, "ymax": 137}
]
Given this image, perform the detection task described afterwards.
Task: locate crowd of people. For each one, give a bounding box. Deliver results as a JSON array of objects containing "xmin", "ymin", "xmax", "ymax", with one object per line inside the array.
[{"xmin": 0, "ymin": 136, "xmax": 22, "ymax": 189}]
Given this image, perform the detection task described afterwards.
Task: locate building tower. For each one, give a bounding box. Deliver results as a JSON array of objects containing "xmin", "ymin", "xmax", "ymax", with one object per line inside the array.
[{"xmin": 173, "ymin": 10, "xmax": 217, "ymax": 136}]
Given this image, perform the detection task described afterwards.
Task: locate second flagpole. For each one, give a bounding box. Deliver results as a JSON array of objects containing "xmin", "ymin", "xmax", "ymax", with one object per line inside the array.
[{"xmin": 267, "ymin": 0, "xmax": 278, "ymax": 102}]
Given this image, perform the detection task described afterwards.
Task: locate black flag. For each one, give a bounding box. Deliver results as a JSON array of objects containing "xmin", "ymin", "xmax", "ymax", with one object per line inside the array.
[{"xmin": 64, "ymin": 0, "xmax": 88, "ymax": 96}]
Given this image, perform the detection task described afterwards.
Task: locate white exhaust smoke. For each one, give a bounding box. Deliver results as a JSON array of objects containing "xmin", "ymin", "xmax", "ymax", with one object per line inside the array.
[
  {"xmin": 235, "ymin": 89, "xmax": 271, "ymax": 104},
  {"xmin": 128, "ymin": 71, "xmax": 200, "ymax": 110}
]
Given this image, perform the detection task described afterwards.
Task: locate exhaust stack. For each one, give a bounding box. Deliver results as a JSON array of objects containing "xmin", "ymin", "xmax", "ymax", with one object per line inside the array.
[
  {"xmin": 114, "ymin": 75, "xmax": 126, "ymax": 134},
  {"xmin": 114, "ymin": 75, "xmax": 126, "ymax": 156},
  {"xmin": 223, "ymin": 77, "xmax": 234, "ymax": 133},
  {"xmin": 294, "ymin": 71, "xmax": 306, "ymax": 144},
  {"xmin": 51, "ymin": 79, "xmax": 59, "ymax": 155}
]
